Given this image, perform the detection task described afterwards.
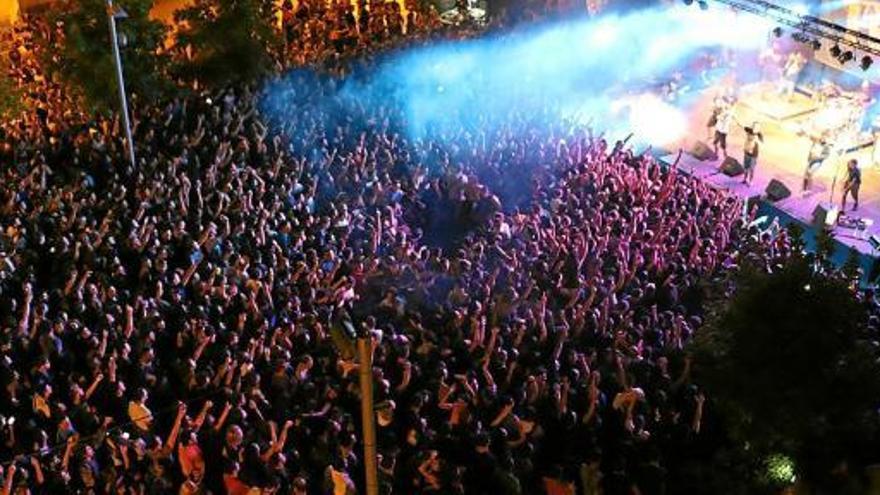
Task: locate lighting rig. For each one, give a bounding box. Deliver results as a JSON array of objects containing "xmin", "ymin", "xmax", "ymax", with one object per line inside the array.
[{"xmin": 682, "ymin": 0, "xmax": 880, "ymax": 71}]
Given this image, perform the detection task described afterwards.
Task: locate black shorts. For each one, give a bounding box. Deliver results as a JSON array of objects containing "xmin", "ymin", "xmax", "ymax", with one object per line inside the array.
[{"xmin": 713, "ymin": 130, "xmax": 727, "ymax": 149}]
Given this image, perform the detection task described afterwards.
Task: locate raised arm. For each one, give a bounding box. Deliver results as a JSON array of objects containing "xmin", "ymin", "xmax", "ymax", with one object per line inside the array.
[
  {"xmin": 261, "ymin": 420, "xmax": 293, "ymax": 462},
  {"xmin": 29, "ymin": 456, "xmax": 44, "ymax": 486},
  {"xmin": 213, "ymin": 402, "xmax": 233, "ymax": 433},
  {"xmin": 191, "ymin": 400, "xmax": 213, "ymax": 431},
  {"xmin": 692, "ymin": 393, "xmax": 705, "ymax": 434},
  {"xmin": 83, "ymin": 373, "xmax": 104, "ymax": 402},
  {"xmin": 164, "ymin": 403, "xmax": 188, "ymax": 452},
  {"xmin": 1, "ymin": 464, "xmax": 15, "ymax": 495}
]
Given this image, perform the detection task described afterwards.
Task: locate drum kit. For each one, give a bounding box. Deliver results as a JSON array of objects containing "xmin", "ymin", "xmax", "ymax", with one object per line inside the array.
[{"xmin": 801, "ymin": 83, "xmax": 865, "ymax": 149}]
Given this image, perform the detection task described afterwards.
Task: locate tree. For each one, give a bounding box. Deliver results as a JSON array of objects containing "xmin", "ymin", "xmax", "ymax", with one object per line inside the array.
[
  {"xmin": 0, "ymin": 68, "xmax": 23, "ymax": 119},
  {"xmin": 49, "ymin": 0, "xmax": 170, "ymax": 111},
  {"xmin": 173, "ymin": 0, "xmax": 280, "ymax": 88},
  {"xmin": 842, "ymin": 248, "xmax": 862, "ymax": 282},
  {"xmin": 785, "ymin": 221, "xmax": 805, "ymax": 257},
  {"xmin": 691, "ymin": 258, "xmax": 880, "ymax": 490},
  {"xmin": 814, "ymin": 224, "xmax": 837, "ymax": 267}
]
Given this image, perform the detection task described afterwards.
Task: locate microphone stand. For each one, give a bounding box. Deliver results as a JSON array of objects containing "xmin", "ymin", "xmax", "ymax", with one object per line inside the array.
[{"xmin": 827, "ymin": 148, "xmax": 845, "ymax": 221}]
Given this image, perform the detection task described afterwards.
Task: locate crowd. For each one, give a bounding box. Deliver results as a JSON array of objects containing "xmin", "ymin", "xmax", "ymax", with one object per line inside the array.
[
  {"xmin": 0, "ymin": 3, "xmax": 825, "ymax": 495},
  {"xmin": 279, "ymin": 0, "xmax": 442, "ymax": 68}
]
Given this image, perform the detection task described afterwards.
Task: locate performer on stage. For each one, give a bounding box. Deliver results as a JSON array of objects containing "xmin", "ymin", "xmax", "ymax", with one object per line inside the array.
[
  {"xmin": 713, "ymin": 102, "xmax": 733, "ymax": 160},
  {"xmin": 803, "ymin": 134, "xmax": 831, "ymax": 192},
  {"xmin": 872, "ymin": 129, "xmax": 880, "ymax": 168},
  {"xmin": 779, "ymin": 51, "xmax": 804, "ymax": 100},
  {"xmin": 842, "ymin": 158, "xmax": 861, "ymax": 211},
  {"xmin": 706, "ymin": 95, "xmax": 724, "ymax": 141},
  {"xmin": 759, "ymin": 43, "xmax": 782, "ymax": 85},
  {"xmin": 740, "ymin": 121, "xmax": 763, "ymax": 186}
]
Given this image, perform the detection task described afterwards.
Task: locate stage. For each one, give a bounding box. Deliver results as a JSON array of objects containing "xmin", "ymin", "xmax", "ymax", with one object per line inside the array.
[{"xmin": 664, "ymin": 81, "xmax": 880, "ymax": 259}]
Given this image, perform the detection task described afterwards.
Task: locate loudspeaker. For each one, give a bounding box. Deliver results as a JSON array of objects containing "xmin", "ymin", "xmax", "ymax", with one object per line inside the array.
[
  {"xmin": 765, "ymin": 179, "xmax": 791, "ymax": 202},
  {"xmin": 719, "ymin": 157, "xmax": 744, "ymax": 177},
  {"xmin": 812, "ymin": 204, "xmax": 839, "ymax": 227},
  {"xmin": 689, "ymin": 141, "xmax": 717, "ymax": 161}
]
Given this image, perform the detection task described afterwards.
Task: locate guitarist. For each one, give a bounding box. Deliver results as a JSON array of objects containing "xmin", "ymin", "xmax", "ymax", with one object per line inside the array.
[{"xmin": 842, "ymin": 159, "xmax": 861, "ymax": 212}]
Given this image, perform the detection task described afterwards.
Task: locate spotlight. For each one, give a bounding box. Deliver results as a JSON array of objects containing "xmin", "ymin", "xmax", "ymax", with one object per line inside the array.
[
  {"xmin": 861, "ymin": 55, "xmax": 874, "ymax": 71},
  {"xmin": 683, "ymin": 0, "xmax": 693, "ymax": 5},
  {"xmin": 772, "ymin": 27, "xmax": 783, "ymax": 38},
  {"xmin": 839, "ymin": 50, "xmax": 854, "ymax": 64},
  {"xmin": 830, "ymin": 45, "xmax": 841, "ymax": 58},
  {"xmin": 698, "ymin": 0, "xmax": 708, "ymax": 9},
  {"xmin": 811, "ymin": 39, "xmax": 821, "ymax": 50}
]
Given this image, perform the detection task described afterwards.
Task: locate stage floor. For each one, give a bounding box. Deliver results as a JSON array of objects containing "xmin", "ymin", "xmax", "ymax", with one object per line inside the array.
[{"xmin": 667, "ymin": 83, "xmax": 880, "ymax": 257}]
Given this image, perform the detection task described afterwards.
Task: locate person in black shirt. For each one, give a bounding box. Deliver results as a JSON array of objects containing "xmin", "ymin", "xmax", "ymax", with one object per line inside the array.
[{"xmin": 842, "ymin": 158, "xmax": 862, "ymax": 211}]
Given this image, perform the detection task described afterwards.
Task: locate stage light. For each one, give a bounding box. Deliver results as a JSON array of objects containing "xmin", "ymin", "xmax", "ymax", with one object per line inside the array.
[
  {"xmin": 683, "ymin": 0, "xmax": 694, "ymax": 5},
  {"xmin": 830, "ymin": 45, "xmax": 841, "ymax": 58},
  {"xmin": 698, "ymin": 0, "xmax": 708, "ymax": 10},
  {"xmin": 772, "ymin": 27, "xmax": 783, "ymax": 37},
  {"xmin": 839, "ymin": 50, "xmax": 854, "ymax": 63},
  {"xmin": 861, "ymin": 55, "xmax": 874, "ymax": 71}
]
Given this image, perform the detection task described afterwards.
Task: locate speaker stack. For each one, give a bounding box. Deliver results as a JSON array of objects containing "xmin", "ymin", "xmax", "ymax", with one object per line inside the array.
[
  {"xmin": 764, "ymin": 179, "xmax": 791, "ymax": 202},
  {"xmin": 689, "ymin": 141, "xmax": 717, "ymax": 162},
  {"xmin": 719, "ymin": 157, "xmax": 744, "ymax": 177}
]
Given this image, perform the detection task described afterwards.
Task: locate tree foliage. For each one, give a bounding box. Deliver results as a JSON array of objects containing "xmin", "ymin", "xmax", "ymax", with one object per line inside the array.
[
  {"xmin": 50, "ymin": 0, "xmax": 170, "ymax": 111},
  {"xmin": 785, "ymin": 221, "xmax": 805, "ymax": 256},
  {"xmin": 842, "ymin": 248, "xmax": 862, "ymax": 282},
  {"xmin": 691, "ymin": 258, "xmax": 880, "ymax": 488},
  {"xmin": 0, "ymin": 68, "xmax": 23, "ymax": 119},
  {"xmin": 174, "ymin": 0, "xmax": 280, "ymax": 88},
  {"xmin": 815, "ymin": 223, "xmax": 837, "ymax": 266}
]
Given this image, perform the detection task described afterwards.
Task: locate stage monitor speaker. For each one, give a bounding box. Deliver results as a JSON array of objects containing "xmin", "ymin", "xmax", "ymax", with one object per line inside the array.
[
  {"xmin": 719, "ymin": 157, "xmax": 744, "ymax": 177},
  {"xmin": 812, "ymin": 204, "xmax": 839, "ymax": 227},
  {"xmin": 689, "ymin": 141, "xmax": 717, "ymax": 161},
  {"xmin": 765, "ymin": 179, "xmax": 791, "ymax": 202}
]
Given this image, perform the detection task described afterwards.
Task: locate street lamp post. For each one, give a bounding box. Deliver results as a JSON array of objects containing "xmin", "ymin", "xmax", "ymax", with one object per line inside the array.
[
  {"xmin": 357, "ymin": 335, "xmax": 379, "ymax": 495},
  {"xmin": 106, "ymin": 0, "xmax": 137, "ymax": 170}
]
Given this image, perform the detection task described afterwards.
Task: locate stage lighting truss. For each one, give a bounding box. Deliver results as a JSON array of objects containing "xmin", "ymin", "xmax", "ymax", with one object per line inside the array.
[{"xmin": 704, "ymin": 0, "xmax": 880, "ymax": 59}]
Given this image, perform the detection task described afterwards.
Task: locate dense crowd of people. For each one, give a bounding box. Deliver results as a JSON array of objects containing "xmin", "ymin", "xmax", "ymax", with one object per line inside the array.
[
  {"xmin": 0, "ymin": 2, "xmax": 864, "ymax": 495},
  {"xmin": 279, "ymin": 0, "xmax": 443, "ymax": 67}
]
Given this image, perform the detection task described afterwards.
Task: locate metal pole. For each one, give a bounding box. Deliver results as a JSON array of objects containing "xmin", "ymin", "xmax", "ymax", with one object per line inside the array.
[
  {"xmin": 357, "ymin": 336, "xmax": 379, "ymax": 495},
  {"xmin": 106, "ymin": 0, "xmax": 137, "ymax": 170}
]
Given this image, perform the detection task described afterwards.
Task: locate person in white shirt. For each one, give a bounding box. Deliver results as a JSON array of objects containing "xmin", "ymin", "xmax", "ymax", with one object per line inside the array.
[
  {"xmin": 872, "ymin": 129, "xmax": 880, "ymax": 167},
  {"xmin": 713, "ymin": 104, "xmax": 733, "ymax": 160},
  {"xmin": 779, "ymin": 52, "xmax": 804, "ymax": 100},
  {"xmin": 803, "ymin": 134, "xmax": 831, "ymax": 192}
]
